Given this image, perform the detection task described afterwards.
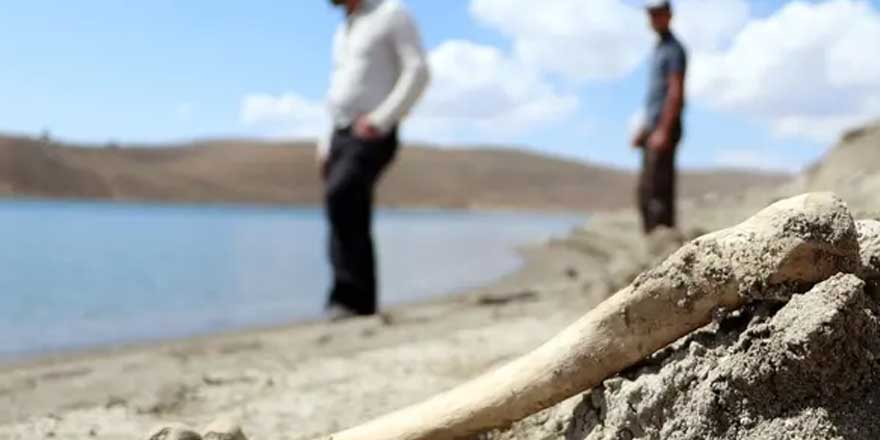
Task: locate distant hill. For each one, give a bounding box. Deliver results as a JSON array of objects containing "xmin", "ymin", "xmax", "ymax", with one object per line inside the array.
[
  {"xmin": 0, "ymin": 134, "xmax": 789, "ymax": 212},
  {"xmin": 796, "ymin": 121, "xmax": 880, "ymax": 214}
]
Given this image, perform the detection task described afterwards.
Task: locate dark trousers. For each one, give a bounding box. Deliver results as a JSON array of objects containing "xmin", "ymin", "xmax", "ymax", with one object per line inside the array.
[
  {"xmin": 638, "ymin": 124, "xmax": 682, "ymax": 234},
  {"xmin": 324, "ymin": 127, "xmax": 398, "ymax": 315}
]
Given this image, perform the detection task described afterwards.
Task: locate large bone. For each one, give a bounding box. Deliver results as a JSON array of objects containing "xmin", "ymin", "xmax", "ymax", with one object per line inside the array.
[{"xmin": 325, "ymin": 193, "xmax": 860, "ymax": 440}]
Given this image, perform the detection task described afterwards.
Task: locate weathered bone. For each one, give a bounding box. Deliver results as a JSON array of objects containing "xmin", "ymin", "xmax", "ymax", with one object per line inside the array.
[{"xmin": 324, "ymin": 193, "xmax": 860, "ymax": 440}]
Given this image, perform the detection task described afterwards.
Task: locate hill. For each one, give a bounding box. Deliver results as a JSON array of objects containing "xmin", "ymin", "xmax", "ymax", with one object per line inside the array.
[
  {"xmin": 796, "ymin": 121, "xmax": 880, "ymax": 214},
  {"xmin": 0, "ymin": 135, "xmax": 788, "ymax": 211}
]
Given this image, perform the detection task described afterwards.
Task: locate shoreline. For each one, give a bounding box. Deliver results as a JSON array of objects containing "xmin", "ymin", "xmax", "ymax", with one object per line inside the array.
[
  {"xmin": 0, "ymin": 211, "xmax": 645, "ymax": 439},
  {"xmin": 0, "ymin": 200, "xmax": 586, "ymax": 372},
  {"xmin": 0, "ymin": 195, "xmax": 591, "ymax": 216},
  {"xmin": 0, "ymin": 219, "xmax": 584, "ymax": 371},
  {"xmin": 0, "ymin": 238, "xmax": 580, "ymax": 372}
]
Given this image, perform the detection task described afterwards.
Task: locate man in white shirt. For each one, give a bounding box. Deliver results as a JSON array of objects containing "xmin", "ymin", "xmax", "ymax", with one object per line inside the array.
[{"xmin": 321, "ymin": 0, "xmax": 430, "ymax": 318}]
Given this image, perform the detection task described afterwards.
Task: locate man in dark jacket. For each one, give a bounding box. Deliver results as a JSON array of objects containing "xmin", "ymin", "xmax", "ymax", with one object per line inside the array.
[{"xmin": 632, "ymin": 0, "xmax": 687, "ymax": 234}]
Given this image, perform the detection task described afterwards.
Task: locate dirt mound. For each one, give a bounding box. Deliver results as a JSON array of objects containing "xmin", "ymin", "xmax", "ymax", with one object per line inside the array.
[
  {"xmin": 485, "ymin": 211, "xmax": 880, "ymax": 440},
  {"xmin": 488, "ymin": 274, "xmax": 880, "ymax": 440},
  {"xmin": 804, "ymin": 122, "xmax": 880, "ymax": 190}
]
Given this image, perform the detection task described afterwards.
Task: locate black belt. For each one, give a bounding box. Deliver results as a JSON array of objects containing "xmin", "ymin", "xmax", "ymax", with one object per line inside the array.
[{"xmin": 334, "ymin": 125, "xmax": 398, "ymax": 137}]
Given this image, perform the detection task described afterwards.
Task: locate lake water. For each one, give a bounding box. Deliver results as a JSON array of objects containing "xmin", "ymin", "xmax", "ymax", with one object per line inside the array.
[{"xmin": 0, "ymin": 200, "xmax": 582, "ymax": 360}]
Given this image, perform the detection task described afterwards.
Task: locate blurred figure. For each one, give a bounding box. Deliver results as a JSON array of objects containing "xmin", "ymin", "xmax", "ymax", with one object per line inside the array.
[
  {"xmin": 319, "ymin": 0, "xmax": 430, "ymax": 318},
  {"xmin": 631, "ymin": 0, "xmax": 687, "ymax": 234}
]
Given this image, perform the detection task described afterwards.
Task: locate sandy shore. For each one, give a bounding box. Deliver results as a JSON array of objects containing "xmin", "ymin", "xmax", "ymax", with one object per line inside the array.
[{"xmin": 0, "ymin": 208, "xmax": 662, "ymax": 440}]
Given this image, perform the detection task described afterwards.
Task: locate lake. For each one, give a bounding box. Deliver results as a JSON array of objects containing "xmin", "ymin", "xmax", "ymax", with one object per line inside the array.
[{"xmin": 0, "ymin": 200, "xmax": 582, "ymax": 359}]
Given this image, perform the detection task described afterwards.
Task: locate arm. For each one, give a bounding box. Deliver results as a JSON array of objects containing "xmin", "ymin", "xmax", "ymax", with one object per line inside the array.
[{"xmin": 364, "ymin": 7, "xmax": 431, "ymax": 133}]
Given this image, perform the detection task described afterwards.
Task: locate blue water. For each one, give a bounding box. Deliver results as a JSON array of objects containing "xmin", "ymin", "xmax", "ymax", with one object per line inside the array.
[{"xmin": 0, "ymin": 200, "xmax": 582, "ymax": 359}]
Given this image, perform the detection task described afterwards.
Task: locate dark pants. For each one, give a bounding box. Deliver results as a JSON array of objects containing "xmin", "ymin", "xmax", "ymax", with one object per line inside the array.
[
  {"xmin": 638, "ymin": 123, "xmax": 682, "ymax": 234},
  {"xmin": 324, "ymin": 127, "xmax": 398, "ymax": 315}
]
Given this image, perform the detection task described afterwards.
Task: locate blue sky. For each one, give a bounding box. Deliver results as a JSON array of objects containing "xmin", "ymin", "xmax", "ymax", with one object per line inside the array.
[{"xmin": 2, "ymin": 0, "xmax": 879, "ymax": 171}]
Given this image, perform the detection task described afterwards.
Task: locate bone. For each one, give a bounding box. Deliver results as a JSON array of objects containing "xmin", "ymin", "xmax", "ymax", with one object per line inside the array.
[{"xmin": 324, "ymin": 192, "xmax": 860, "ymax": 440}]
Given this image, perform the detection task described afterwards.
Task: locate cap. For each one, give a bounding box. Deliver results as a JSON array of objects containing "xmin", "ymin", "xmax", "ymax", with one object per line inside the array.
[{"xmin": 645, "ymin": 0, "xmax": 671, "ymax": 10}]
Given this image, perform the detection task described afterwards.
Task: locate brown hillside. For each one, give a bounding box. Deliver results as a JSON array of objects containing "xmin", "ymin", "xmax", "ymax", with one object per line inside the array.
[
  {"xmin": 0, "ymin": 136, "xmax": 110, "ymax": 198},
  {"xmin": 796, "ymin": 121, "xmax": 880, "ymax": 214},
  {"xmin": 0, "ymin": 135, "xmax": 788, "ymax": 211}
]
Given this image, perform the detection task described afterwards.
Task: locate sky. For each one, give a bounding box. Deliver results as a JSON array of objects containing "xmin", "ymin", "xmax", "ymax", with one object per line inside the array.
[{"xmin": 1, "ymin": 0, "xmax": 879, "ymax": 172}]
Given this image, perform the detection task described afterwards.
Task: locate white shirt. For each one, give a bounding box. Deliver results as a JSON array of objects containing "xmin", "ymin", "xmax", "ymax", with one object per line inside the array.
[{"xmin": 320, "ymin": 0, "xmax": 430, "ymax": 156}]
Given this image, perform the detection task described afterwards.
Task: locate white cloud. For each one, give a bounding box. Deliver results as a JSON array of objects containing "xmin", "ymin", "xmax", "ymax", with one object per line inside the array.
[
  {"xmin": 240, "ymin": 40, "xmax": 578, "ymax": 144},
  {"xmin": 673, "ymin": 0, "xmax": 751, "ymax": 52},
  {"xmin": 240, "ymin": 0, "xmax": 880, "ymax": 149},
  {"xmin": 468, "ymin": 0, "xmax": 751, "ymax": 82},
  {"xmin": 409, "ymin": 40, "xmax": 578, "ymax": 143},
  {"xmin": 470, "ymin": 0, "xmax": 650, "ymax": 82},
  {"xmin": 690, "ymin": 0, "xmax": 880, "ymax": 143},
  {"xmin": 239, "ymin": 93, "xmax": 328, "ymax": 138},
  {"xmin": 469, "ymin": 0, "xmax": 880, "ymax": 144}
]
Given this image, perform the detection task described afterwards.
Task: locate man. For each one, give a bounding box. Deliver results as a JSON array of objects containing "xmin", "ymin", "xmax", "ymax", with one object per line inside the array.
[
  {"xmin": 631, "ymin": 0, "xmax": 687, "ymax": 234},
  {"xmin": 319, "ymin": 0, "xmax": 430, "ymax": 318}
]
